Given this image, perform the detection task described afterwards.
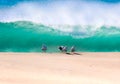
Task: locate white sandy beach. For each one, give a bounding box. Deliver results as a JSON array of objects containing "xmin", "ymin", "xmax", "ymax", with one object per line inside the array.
[{"xmin": 0, "ymin": 52, "xmax": 120, "ymax": 84}]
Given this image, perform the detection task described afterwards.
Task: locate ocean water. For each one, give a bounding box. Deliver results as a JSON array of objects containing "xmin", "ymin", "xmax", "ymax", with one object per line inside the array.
[{"xmin": 0, "ymin": 0, "xmax": 120, "ymax": 52}]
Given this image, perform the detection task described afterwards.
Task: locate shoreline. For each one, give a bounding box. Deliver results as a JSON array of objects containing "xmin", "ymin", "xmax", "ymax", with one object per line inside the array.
[{"xmin": 0, "ymin": 52, "xmax": 120, "ymax": 84}]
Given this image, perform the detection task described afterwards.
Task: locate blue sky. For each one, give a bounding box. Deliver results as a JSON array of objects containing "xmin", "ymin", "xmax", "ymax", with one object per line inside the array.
[{"xmin": 0, "ymin": 0, "xmax": 120, "ymax": 6}]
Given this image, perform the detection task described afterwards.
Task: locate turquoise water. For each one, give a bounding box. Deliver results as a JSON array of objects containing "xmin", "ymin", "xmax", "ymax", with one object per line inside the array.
[{"xmin": 0, "ymin": 21, "xmax": 120, "ymax": 52}]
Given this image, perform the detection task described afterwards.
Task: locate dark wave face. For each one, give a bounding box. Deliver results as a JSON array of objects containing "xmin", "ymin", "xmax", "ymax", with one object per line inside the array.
[{"xmin": 0, "ymin": 21, "xmax": 120, "ymax": 52}]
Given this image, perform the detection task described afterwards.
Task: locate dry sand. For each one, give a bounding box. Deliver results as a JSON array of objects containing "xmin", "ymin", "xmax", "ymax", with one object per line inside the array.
[{"xmin": 0, "ymin": 52, "xmax": 120, "ymax": 84}]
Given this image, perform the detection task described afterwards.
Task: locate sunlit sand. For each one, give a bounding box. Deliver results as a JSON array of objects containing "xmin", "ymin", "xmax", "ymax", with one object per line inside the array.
[{"xmin": 0, "ymin": 52, "xmax": 120, "ymax": 84}]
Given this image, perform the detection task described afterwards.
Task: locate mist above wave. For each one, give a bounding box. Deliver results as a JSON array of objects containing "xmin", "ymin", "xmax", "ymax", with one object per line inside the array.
[{"xmin": 0, "ymin": 1, "xmax": 120, "ymax": 26}]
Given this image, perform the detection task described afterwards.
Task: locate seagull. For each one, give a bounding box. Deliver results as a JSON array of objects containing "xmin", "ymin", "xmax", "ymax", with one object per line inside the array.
[
  {"xmin": 70, "ymin": 46, "xmax": 75, "ymax": 53},
  {"xmin": 41, "ymin": 44, "xmax": 47, "ymax": 52}
]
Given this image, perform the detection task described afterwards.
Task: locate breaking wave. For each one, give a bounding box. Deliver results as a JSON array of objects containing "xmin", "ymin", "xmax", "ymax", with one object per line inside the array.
[{"xmin": 0, "ymin": 21, "xmax": 120, "ymax": 52}]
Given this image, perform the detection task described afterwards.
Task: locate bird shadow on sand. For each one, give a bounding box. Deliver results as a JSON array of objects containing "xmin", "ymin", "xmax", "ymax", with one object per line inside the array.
[{"xmin": 66, "ymin": 52, "xmax": 82, "ymax": 55}]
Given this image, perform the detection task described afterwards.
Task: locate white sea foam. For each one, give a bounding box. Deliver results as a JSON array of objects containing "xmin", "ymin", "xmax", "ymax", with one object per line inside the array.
[{"xmin": 0, "ymin": 1, "xmax": 120, "ymax": 27}]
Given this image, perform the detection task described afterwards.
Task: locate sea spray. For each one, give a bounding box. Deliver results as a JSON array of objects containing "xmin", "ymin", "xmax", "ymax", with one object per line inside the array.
[{"xmin": 0, "ymin": 1, "xmax": 120, "ymax": 26}]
